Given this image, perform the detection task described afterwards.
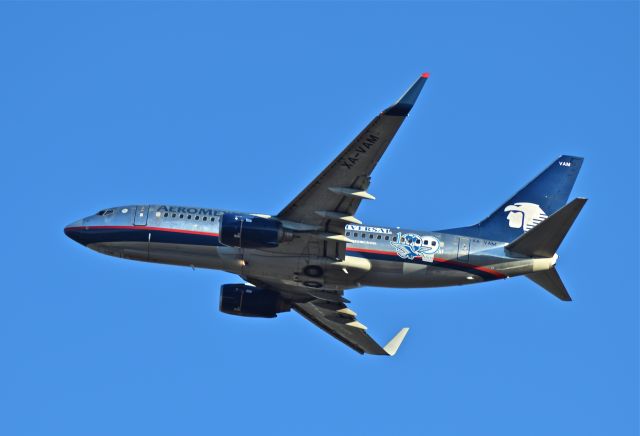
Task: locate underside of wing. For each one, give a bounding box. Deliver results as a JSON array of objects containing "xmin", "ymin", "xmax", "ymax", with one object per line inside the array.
[
  {"xmin": 293, "ymin": 299, "xmax": 409, "ymax": 356},
  {"xmin": 244, "ymin": 276, "xmax": 409, "ymax": 356}
]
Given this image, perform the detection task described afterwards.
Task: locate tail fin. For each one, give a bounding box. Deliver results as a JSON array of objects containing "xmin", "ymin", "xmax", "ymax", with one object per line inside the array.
[
  {"xmin": 526, "ymin": 267, "xmax": 572, "ymax": 301},
  {"xmin": 506, "ymin": 197, "xmax": 587, "ymax": 258},
  {"xmin": 509, "ymin": 198, "xmax": 587, "ymax": 301},
  {"xmin": 446, "ymin": 155, "xmax": 584, "ymax": 242}
]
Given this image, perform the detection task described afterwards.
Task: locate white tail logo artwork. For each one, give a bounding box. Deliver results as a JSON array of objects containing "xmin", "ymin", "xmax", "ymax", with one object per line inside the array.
[{"xmin": 504, "ymin": 202, "xmax": 548, "ymax": 231}]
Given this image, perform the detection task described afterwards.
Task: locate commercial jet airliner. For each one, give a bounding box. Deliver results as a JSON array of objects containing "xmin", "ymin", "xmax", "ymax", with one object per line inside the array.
[{"xmin": 65, "ymin": 73, "xmax": 587, "ymax": 355}]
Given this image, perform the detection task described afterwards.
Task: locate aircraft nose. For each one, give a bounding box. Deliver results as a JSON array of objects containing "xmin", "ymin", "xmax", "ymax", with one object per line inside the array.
[{"xmin": 64, "ymin": 220, "xmax": 85, "ymax": 245}]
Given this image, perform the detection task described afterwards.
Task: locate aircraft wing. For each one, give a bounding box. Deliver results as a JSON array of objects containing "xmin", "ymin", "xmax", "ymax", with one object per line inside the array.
[
  {"xmin": 246, "ymin": 276, "xmax": 409, "ymax": 355},
  {"xmin": 293, "ymin": 298, "xmax": 409, "ymax": 356},
  {"xmin": 276, "ymin": 73, "xmax": 429, "ymax": 258}
]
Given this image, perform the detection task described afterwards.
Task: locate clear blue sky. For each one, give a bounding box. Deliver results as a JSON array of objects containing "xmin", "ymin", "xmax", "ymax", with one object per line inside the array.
[{"xmin": 0, "ymin": 2, "xmax": 637, "ymax": 435}]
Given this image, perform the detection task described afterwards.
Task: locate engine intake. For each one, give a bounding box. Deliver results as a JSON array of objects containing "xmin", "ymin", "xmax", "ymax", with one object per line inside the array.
[
  {"xmin": 219, "ymin": 213, "xmax": 289, "ymax": 249},
  {"xmin": 219, "ymin": 284, "xmax": 290, "ymax": 318}
]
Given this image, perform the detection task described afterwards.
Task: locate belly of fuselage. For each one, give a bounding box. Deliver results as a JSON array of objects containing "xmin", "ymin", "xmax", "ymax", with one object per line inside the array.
[
  {"xmin": 355, "ymin": 257, "xmax": 497, "ymax": 288},
  {"xmin": 88, "ymin": 241, "xmax": 226, "ymax": 270},
  {"xmin": 89, "ymin": 239, "xmax": 501, "ymax": 289}
]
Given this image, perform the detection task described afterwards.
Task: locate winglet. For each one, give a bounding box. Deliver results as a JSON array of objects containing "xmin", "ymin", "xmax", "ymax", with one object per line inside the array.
[
  {"xmin": 382, "ymin": 73, "xmax": 429, "ymax": 116},
  {"xmin": 383, "ymin": 327, "xmax": 410, "ymax": 356}
]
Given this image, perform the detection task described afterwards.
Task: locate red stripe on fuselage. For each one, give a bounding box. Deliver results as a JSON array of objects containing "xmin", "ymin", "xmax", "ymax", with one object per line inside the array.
[
  {"xmin": 346, "ymin": 246, "xmax": 395, "ymax": 256},
  {"xmin": 437, "ymin": 258, "xmax": 505, "ymax": 278},
  {"xmin": 346, "ymin": 246, "xmax": 506, "ymax": 278}
]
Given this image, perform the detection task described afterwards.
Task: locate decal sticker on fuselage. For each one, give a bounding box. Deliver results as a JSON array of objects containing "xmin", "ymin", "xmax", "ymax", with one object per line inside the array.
[
  {"xmin": 503, "ymin": 202, "xmax": 548, "ymax": 231},
  {"xmin": 391, "ymin": 232, "xmax": 441, "ymax": 262}
]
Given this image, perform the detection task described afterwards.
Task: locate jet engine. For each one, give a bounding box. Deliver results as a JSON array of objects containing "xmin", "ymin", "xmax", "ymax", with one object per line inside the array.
[
  {"xmin": 219, "ymin": 284, "xmax": 290, "ymax": 318},
  {"xmin": 219, "ymin": 213, "xmax": 291, "ymax": 248}
]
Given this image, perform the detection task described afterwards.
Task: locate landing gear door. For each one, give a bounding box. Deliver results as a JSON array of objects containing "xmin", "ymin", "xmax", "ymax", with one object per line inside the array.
[
  {"xmin": 134, "ymin": 205, "xmax": 149, "ymax": 226},
  {"xmin": 457, "ymin": 237, "xmax": 470, "ymax": 263}
]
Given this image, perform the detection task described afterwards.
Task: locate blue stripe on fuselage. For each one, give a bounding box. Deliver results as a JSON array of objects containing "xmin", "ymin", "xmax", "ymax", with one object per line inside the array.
[{"xmin": 65, "ymin": 226, "xmax": 221, "ymax": 247}]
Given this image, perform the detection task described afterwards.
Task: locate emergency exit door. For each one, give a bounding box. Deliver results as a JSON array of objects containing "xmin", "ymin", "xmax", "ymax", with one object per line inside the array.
[{"xmin": 134, "ymin": 205, "xmax": 149, "ymax": 226}]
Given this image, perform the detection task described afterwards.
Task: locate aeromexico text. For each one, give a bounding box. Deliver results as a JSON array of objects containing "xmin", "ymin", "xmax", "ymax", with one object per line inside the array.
[{"xmin": 158, "ymin": 206, "xmax": 217, "ymax": 216}]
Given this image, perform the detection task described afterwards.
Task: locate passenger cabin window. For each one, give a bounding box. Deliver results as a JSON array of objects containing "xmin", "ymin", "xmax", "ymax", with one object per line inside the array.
[
  {"xmin": 392, "ymin": 236, "xmax": 397, "ymax": 242},
  {"xmin": 361, "ymin": 233, "xmax": 366, "ymax": 239},
  {"xmin": 377, "ymin": 235, "xmax": 381, "ymax": 240},
  {"xmin": 385, "ymin": 236, "xmax": 390, "ymax": 240},
  {"xmin": 346, "ymin": 232, "xmax": 351, "ymax": 236},
  {"xmin": 353, "ymin": 233, "xmax": 358, "ymax": 237},
  {"xmin": 195, "ymin": 216, "xmax": 200, "ymax": 220},
  {"xmin": 369, "ymin": 234, "xmax": 374, "ymax": 239},
  {"xmin": 179, "ymin": 214, "xmax": 184, "ymax": 219},
  {"xmin": 172, "ymin": 213, "xmax": 176, "ymax": 218},
  {"xmin": 187, "ymin": 215, "xmax": 192, "ymax": 219},
  {"xmin": 432, "ymin": 240, "xmax": 436, "ymax": 246},
  {"xmin": 203, "ymin": 217, "xmax": 208, "ymax": 221}
]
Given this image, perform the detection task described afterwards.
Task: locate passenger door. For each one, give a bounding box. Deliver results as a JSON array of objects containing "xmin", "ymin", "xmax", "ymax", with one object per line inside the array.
[{"xmin": 134, "ymin": 205, "xmax": 149, "ymax": 226}]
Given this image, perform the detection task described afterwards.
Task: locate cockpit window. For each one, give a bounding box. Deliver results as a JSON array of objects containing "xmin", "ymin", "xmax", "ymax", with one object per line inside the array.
[{"xmin": 97, "ymin": 209, "xmax": 114, "ymax": 216}]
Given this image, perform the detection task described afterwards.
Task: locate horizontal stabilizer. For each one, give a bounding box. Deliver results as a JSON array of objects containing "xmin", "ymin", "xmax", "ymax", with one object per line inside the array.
[
  {"xmin": 506, "ymin": 197, "xmax": 587, "ymax": 258},
  {"xmin": 526, "ymin": 267, "xmax": 572, "ymax": 301}
]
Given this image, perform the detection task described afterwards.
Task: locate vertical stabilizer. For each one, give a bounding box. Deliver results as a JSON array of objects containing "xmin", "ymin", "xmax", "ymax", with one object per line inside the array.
[{"xmin": 444, "ymin": 156, "xmax": 584, "ymax": 242}]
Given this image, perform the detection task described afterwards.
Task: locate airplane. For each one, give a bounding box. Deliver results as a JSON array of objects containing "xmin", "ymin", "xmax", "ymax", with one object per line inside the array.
[{"xmin": 64, "ymin": 73, "xmax": 587, "ymax": 356}]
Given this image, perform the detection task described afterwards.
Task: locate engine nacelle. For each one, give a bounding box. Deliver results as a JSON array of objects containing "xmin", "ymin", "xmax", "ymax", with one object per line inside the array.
[
  {"xmin": 219, "ymin": 213, "xmax": 289, "ymax": 249},
  {"xmin": 219, "ymin": 284, "xmax": 290, "ymax": 318}
]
